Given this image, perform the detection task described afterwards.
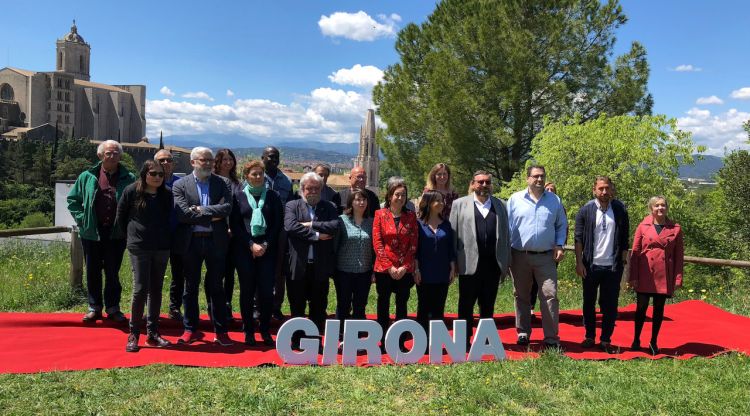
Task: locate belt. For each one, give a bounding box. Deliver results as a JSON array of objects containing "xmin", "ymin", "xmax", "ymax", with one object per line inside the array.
[
  {"xmin": 512, "ymin": 248, "xmax": 552, "ymax": 255},
  {"xmin": 192, "ymin": 231, "xmax": 212, "ymax": 238}
]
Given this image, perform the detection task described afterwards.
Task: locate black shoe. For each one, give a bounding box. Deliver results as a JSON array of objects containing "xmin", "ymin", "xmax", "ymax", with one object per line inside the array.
[
  {"xmin": 648, "ymin": 342, "xmax": 660, "ymax": 355},
  {"xmin": 168, "ymin": 308, "xmax": 183, "ymax": 321},
  {"xmin": 272, "ymin": 310, "xmax": 285, "ymax": 321},
  {"xmin": 261, "ymin": 332, "xmax": 274, "ymax": 347},
  {"xmin": 631, "ymin": 340, "xmax": 641, "ymax": 351},
  {"xmin": 126, "ymin": 332, "xmax": 140, "ymax": 353},
  {"xmin": 145, "ymin": 332, "xmax": 171, "ymax": 348},
  {"xmin": 244, "ymin": 332, "xmax": 257, "ymax": 346},
  {"xmin": 600, "ymin": 342, "xmax": 618, "ymax": 354},
  {"xmin": 580, "ymin": 338, "xmax": 595, "ymax": 348},
  {"xmin": 107, "ymin": 311, "xmax": 128, "ymax": 323},
  {"xmin": 82, "ymin": 310, "xmax": 103, "ymax": 323},
  {"xmin": 517, "ymin": 335, "xmax": 530, "ymax": 346}
]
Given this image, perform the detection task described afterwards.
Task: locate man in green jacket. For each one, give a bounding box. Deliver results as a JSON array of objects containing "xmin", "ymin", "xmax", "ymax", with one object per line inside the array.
[{"xmin": 67, "ymin": 140, "xmax": 135, "ymax": 323}]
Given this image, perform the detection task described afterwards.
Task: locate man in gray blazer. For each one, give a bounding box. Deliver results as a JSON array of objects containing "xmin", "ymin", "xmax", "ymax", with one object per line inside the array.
[
  {"xmin": 172, "ymin": 147, "xmax": 233, "ymax": 346},
  {"xmin": 449, "ymin": 170, "xmax": 510, "ymax": 345}
]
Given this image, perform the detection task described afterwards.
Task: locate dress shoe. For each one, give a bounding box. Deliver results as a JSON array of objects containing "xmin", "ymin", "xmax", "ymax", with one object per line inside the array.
[
  {"xmin": 600, "ymin": 341, "xmax": 618, "ymax": 354},
  {"xmin": 580, "ymin": 338, "xmax": 595, "ymax": 348},
  {"xmin": 630, "ymin": 340, "xmax": 642, "ymax": 351},
  {"xmin": 107, "ymin": 311, "xmax": 128, "ymax": 323},
  {"xmin": 272, "ymin": 310, "xmax": 285, "ymax": 321},
  {"xmin": 244, "ymin": 332, "xmax": 257, "ymax": 346},
  {"xmin": 261, "ymin": 332, "xmax": 274, "ymax": 347},
  {"xmin": 168, "ymin": 309, "xmax": 183, "ymax": 321},
  {"xmin": 214, "ymin": 332, "xmax": 234, "ymax": 346},
  {"xmin": 177, "ymin": 330, "xmax": 201, "ymax": 344},
  {"xmin": 648, "ymin": 342, "xmax": 660, "ymax": 355},
  {"xmin": 146, "ymin": 332, "xmax": 171, "ymax": 348},
  {"xmin": 517, "ymin": 335, "xmax": 530, "ymax": 346},
  {"xmin": 126, "ymin": 332, "xmax": 140, "ymax": 353},
  {"xmin": 82, "ymin": 310, "xmax": 103, "ymax": 323}
]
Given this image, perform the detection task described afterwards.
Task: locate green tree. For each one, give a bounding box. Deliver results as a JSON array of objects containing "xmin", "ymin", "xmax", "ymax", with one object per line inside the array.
[
  {"xmin": 716, "ymin": 149, "xmax": 750, "ymax": 244},
  {"xmin": 500, "ymin": 114, "xmax": 703, "ymax": 229},
  {"xmin": 373, "ymin": 0, "xmax": 652, "ymax": 186}
]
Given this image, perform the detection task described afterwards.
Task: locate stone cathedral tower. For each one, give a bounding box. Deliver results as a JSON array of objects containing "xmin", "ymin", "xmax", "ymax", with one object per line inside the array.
[
  {"xmin": 56, "ymin": 20, "xmax": 91, "ymax": 81},
  {"xmin": 355, "ymin": 109, "xmax": 380, "ymax": 189}
]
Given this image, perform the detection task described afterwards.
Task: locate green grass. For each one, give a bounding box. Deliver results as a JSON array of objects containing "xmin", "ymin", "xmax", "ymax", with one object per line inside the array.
[{"xmin": 1, "ymin": 239, "xmax": 749, "ymax": 415}]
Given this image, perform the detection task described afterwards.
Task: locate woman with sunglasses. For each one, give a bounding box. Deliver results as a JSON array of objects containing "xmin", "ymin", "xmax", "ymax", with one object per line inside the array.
[{"xmin": 116, "ymin": 160, "xmax": 174, "ymax": 352}]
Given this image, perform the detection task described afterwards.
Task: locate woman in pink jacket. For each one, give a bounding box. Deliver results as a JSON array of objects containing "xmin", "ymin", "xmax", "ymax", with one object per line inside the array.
[{"xmin": 628, "ymin": 196, "xmax": 684, "ymax": 355}]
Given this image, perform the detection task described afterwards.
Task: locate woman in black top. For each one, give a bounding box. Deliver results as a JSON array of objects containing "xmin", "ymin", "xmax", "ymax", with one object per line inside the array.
[
  {"xmin": 212, "ymin": 148, "xmax": 241, "ymax": 321},
  {"xmin": 230, "ymin": 160, "xmax": 283, "ymax": 346},
  {"xmin": 116, "ymin": 160, "xmax": 173, "ymax": 352}
]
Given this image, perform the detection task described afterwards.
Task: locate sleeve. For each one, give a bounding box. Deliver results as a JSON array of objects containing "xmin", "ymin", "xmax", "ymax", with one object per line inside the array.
[
  {"xmin": 554, "ymin": 197, "xmax": 568, "ymax": 247},
  {"xmin": 332, "ymin": 191, "xmax": 343, "ymax": 215},
  {"xmin": 200, "ymin": 178, "xmax": 232, "ymax": 218},
  {"xmin": 312, "ymin": 202, "xmax": 340, "ymax": 235},
  {"xmin": 674, "ymin": 228, "xmax": 684, "ymax": 287},
  {"xmin": 620, "ymin": 205, "xmax": 630, "ymax": 256},
  {"xmin": 229, "ymin": 193, "xmax": 252, "ymax": 248},
  {"xmin": 114, "ymin": 186, "xmax": 132, "ymax": 240},
  {"xmin": 629, "ymin": 225, "xmax": 643, "ymax": 286},
  {"xmin": 404, "ymin": 213, "xmax": 419, "ymax": 272},
  {"xmin": 333, "ymin": 217, "xmax": 344, "ymax": 254},
  {"xmin": 284, "ymin": 201, "xmax": 317, "ymax": 241},
  {"xmin": 266, "ymin": 192, "xmax": 283, "ymax": 249},
  {"xmin": 66, "ymin": 175, "xmax": 86, "ymax": 226},
  {"xmin": 449, "ymin": 199, "xmax": 460, "ymax": 255},
  {"xmin": 372, "ymin": 211, "xmax": 393, "ymax": 270},
  {"xmin": 574, "ymin": 205, "xmax": 585, "ymax": 244}
]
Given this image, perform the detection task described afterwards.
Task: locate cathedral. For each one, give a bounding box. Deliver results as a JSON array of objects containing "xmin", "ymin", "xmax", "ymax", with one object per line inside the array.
[
  {"xmin": 355, "ymin": 109, "xmax": 380, "ymax": 188},
  {"xmin": 0, "ymin": 21, "xmax": 145, "ymax": 142}
]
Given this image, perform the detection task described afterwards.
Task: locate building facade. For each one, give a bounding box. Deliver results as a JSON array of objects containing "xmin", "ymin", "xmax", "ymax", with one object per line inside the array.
[
  {"xmin": 354, "ymin": 109, "xmax": 380, "ymax": 189},
  {"xmin": 0, "ymin": 21, "xmax": 145, "ymax": 142}
]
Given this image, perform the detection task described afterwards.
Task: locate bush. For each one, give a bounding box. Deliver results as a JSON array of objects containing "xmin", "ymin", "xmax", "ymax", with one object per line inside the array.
[{"xmin": 19, "ymin": 212, "xmax": 52, "ymax": 228}]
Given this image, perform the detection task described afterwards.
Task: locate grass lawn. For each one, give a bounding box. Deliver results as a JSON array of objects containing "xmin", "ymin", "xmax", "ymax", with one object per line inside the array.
[{"xmin": 1, "ymin": 239, "xmax": 749, "ymax": 415}]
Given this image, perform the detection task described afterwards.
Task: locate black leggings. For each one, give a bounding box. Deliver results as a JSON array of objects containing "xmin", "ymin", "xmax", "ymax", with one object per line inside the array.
[{"xmin": 634, "ymin": 292, "xmax": 668, "ymax": 344}]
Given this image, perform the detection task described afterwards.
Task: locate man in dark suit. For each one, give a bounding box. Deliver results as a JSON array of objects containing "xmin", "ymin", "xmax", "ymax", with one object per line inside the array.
[
  {"xmin": 285, "ymin": 172, "xmax": 339, "ymax": 345},
  {"xmin": 172, "ymin": 147, "xmax": 233, "ymax": 346},
  {"xmin": 332, "ymin": 166, "xmax": 379, "ymax": 217}
]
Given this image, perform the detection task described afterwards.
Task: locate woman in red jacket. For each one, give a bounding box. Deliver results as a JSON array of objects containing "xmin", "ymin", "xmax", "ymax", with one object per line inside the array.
[
  {"xmin": 373, "ymin": 177, "xmax": 418, "ymax": 348},
  {"xmin": 628, "ymin": 196, "xmax": 684, "ymax": 355}
]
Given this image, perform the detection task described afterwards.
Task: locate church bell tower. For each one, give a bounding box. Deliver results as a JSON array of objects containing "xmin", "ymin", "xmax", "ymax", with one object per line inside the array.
[{"xmin": 56, "ymin": 20, "xmax": 91, "ymax": 81}]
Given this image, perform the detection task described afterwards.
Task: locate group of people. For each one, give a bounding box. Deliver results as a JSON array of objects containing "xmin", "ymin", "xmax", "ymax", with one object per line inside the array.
[{"xmin": 67, "ymin": 140, "xmax": 684, "ymax": 355}]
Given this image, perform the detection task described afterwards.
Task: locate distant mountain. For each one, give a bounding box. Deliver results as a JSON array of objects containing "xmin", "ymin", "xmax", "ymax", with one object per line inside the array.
[
  {"xmin": 677, "ymin": 155, "xmax": 723, "ymax": 180},
  {"xmin": 163, "ymin": 134, "xmax": 359, "ymax": 156},
  {"xmin": 233, "ymin": 147, "xmax": 354, "ymax": 165}
]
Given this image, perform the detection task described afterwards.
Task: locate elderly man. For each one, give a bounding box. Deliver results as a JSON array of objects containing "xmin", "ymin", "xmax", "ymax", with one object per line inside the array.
[
  {"xmin": 575, "ymin": 176, "xmax": 629, "ymax": 354},
  {"xmin": 68, "ymin": 140, "xmax": 135, "ymax": 323},
  {"xmin": 285, "ymin": 172, "xmax": 339, "ymax": 345},
  {"xmin": 508, "ymin": 165, "xmax": 568, "ymax": 350},
  {"xmin": 449, "ymin": 170, "xmax": 510, "ymax": 346},
  {"xmin": 153, "ymin": 149, "xmax": 185, "ymax": 321},
  {"xmin": 332, "ymin": 166, "xmax": 379, "ymax": 217},
  {"xmin": 314, "ymin": 163, "xmax": 337, "ymax": 202},
  {"xmin": 172, "ymin": 147, "xmax": 233, "ymax": 346}
]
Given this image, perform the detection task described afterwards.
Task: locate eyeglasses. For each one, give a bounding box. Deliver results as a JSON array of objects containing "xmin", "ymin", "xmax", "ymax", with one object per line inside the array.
[
  {"xmin": 529, "ymin": 175, "xmax": 546, "ymax": 179},
  {"xmin": 103, "ymin": 151, "xmax": 120, "ymax": 157},
  {"xmin": 147, "ymin": 171, "xmax": 165, "ymax": 178},
  {"xmin": 157, "ymin": 158, "xmax": 173, "ymax": 164},
  {"xmin": 474, "ymin": 180, "xmax": 491, "ymax": 185}
]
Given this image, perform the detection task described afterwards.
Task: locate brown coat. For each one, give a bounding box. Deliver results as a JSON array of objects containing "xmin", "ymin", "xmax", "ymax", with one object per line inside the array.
[{"xmin": 629, "ymin": 215, "xmax": 684, "ymax": 296}]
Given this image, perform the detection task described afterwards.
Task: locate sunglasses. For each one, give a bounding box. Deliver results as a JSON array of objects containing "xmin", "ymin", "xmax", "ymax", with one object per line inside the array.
[
  {"xmin": 147, "ymin": 171, "xmax": 165, "ymax": 178},
  {"xmin": 474, "ymin": 180, "xmax": 491, "ymax": 185},
  {"xmin": 157, "ymin": 158, "xmax": 173, "ymax": 164}
]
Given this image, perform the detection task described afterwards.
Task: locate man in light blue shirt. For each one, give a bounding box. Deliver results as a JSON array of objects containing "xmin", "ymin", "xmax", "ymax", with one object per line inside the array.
[{"xmin": 507, "ymin": 165, "xmax": 567, "ymax": 349}]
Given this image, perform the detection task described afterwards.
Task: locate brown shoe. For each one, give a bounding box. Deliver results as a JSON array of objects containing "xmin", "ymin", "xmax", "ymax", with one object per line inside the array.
[
  {"xmin": 82, "ymin": 310, "xmax": 103, "ymax": 323},
  {"xmin": 146, "ymin": 332, "xmax": 171, "ymax": 348},
  {"xmin": 126, "ymin": 333, "xmax": 140, "ymax": 353}
]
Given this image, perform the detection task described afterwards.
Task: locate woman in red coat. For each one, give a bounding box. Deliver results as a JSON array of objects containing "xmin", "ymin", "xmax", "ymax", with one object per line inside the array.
[
  {"xmin": 373, "ymin": 177, "xmax": 418, "ymax": 348},
  {"xmin": 628, "ymin": 196, "xmax": 684, "ymax": 355}
]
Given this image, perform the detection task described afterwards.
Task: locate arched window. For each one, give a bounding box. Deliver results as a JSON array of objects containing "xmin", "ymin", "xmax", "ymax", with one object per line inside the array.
[{"xmin": 0, "ymin": 83, "xmax": 14, "ymax": 101}]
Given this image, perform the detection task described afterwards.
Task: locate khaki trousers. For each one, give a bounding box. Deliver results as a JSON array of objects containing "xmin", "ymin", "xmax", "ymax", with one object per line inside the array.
[{"xmin": 510, "ymin": 249, "xmax": 559, "ymax": 344}]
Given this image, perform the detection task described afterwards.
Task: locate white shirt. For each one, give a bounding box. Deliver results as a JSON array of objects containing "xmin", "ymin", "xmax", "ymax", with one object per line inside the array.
[
  {"xmin": 592, "ymin": 200, "xmax": 615, "ymax": 266},
  {"xmin": 473, "ymin": 194, "xmax": 492, "ymax": 218}
]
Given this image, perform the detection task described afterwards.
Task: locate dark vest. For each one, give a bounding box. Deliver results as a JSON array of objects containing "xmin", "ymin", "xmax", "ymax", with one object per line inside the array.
[{"xmin": 474, "ymin": 202, "xmax": 497, "ymax": 259}]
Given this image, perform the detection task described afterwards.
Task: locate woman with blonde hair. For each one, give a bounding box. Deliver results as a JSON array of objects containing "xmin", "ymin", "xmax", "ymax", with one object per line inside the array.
[{"xmin": 423, "ymin": 163, "xmax": 459, "ymax": 219}]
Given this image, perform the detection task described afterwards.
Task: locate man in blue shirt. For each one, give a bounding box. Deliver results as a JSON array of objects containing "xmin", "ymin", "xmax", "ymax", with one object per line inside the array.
[{"xmin": 507, "ymin": 165, "xmax": 567, "ymax": 349}]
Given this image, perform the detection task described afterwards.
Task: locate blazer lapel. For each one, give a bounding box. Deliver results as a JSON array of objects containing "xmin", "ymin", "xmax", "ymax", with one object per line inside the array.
[
  {"xmin": 465, "ymin": 198, "xmax": 478, "ymax": 241},
  {"xmin": 185, "ymin": 174, "xmax": 200, "ymax": 205}
]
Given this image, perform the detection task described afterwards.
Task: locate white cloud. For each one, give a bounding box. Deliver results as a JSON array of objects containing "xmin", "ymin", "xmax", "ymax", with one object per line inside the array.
[
  {"xmin": 696, "ymin": 95, "xmax": 723, "ymax": 105},
  {"xmin": 730, "ymin": 87, "xmax": 750, "ymax": 100},
  {"xmin": 672, "ymin": 64, "xmax": 702, "ymax": 72},
  {"xmin": 677, "ymin": 107, "xmax": 750, "ymax": 155},
  {"xmin": 182, "ymin": 91, "xmax": 214, "ymax": 102},
  {"xmin": 318, "ymin": 11, "xmax": 400, "ymax": 41},
  {"xmin": 226, "ymin": 89, "xmax": 235, "ymax": 97},
  {"xmin": 328, "ymin": 64, "xmax": 384, "ymax": 88},
  {"xmin": 159, "ymin": 86, "xmax": 175, "ymax": 97}
]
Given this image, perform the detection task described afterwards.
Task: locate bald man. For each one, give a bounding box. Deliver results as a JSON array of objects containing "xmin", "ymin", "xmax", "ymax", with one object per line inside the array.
[{"xmin": 331, "ymin": 166, "xmax": 380, "ymax": 217}]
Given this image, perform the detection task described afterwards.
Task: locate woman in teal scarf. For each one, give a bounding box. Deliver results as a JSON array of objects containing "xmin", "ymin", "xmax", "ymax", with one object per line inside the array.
[{"xmin": 230, "ymin": 160, "xmax": 283, "ymax": 346}]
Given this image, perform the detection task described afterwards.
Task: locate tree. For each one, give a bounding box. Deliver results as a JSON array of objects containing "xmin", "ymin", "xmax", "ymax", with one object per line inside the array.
[
  {"xmin": 373, "ymin": 0, "xmax": 652, "ymax": 187},
  {"xmin": 499, "ymin": 114, "xmax": 703, "ymax": 228},
  {"xmin": 717, "ymin": 149, "xmax": 750, "ymax": 244}
]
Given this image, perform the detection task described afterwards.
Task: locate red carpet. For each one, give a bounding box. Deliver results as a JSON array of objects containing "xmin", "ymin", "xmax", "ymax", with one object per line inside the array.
[{"xmin": 1, "ymin": 300, "xmax": 748, "ymax": 373}]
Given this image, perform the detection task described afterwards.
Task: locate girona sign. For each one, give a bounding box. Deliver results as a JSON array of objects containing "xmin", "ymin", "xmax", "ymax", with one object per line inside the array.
[{"xmin": 276, "ymin": 318, "xmax": 506, "ymax": 365}]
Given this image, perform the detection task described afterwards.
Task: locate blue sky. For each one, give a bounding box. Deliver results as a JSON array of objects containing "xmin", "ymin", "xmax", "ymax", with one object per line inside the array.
[{"xmin": 2, "ymin": 0, "xmax": 749, "ymax": 154}]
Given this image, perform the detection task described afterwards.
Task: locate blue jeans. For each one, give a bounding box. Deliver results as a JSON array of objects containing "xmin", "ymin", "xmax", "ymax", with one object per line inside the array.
[
  {"xmin": 81, "ymin": 228, "xmax": 126, "ymax": 314},
  {"xmin": 182, "ymin": 236, "xmax": 229, "ymax": 333},
  {"xmin": 233, "ymin": 243, "xmax": 276, "ymax": 334}
]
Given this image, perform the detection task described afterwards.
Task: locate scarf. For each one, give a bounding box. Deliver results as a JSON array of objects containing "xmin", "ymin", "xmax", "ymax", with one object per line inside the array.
[{"xmin": 243, "ymin": 184, "xmax": 267, "ymax": 237}]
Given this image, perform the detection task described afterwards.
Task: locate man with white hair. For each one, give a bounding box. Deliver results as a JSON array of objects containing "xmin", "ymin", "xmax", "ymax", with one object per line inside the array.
[
  {"xmin": 172, "ymin": 147, "xmax": 234, "ymax": 346},
  {"xmin": 68, "ymin": 140, "xmax": 136, "ymax": 323},
  {"xmin": 284, "ymin": 172, "xmax": 339, "ymax": 348}
]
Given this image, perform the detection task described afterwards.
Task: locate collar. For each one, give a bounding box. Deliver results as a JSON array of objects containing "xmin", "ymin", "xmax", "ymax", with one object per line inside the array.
[
  {"xmin": 594, "ymin": 199, "xmax": 612, "ymax": 212},
  {"xmin": 192, "ymin": 172, "xmax": 209, "ymax": 184},
  {"xmin": 525, "ymin": 188, "xmax": 546, "ymax": 202},
  {"xmin": 473, "ymin": 194, "xmax": 492, "ymax": 207}
]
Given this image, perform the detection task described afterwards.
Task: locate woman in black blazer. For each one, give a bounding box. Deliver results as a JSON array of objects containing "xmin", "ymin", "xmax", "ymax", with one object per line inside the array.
[{"xmin": 230, "ymin": 160, "xmax": 283, "ymax": 346}]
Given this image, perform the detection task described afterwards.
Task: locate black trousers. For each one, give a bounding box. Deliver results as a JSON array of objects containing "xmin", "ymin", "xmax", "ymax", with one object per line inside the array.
[
  {"xmin": 582, "ymin": 265, "xmax": 622, "ymax": 342},
  {"xmin": 286, "ymin": 263, "xmax": 330, "ymax": 330},
  {"xmin": 416, "ymin": 282, "xmax": 450, "ymax": 332},
  {"xmin": 182, "ymin": 236, "xmax": 229, "ymax": 333},
  {"xmin": 206, "ymin": 237, "xmax": 237, "ymax": 316},
  {"xmin": 234, "ymin": 244, "xmax": 276, "ymax": 334},
  {"xmin": 81, "ymin": 227, "xmax": 126, "ymax": 314},
  {"xmin": 375, "ymin": 272, "xmax": 414, "ymax": 332},
  {"xmin": 457, "ymin": 257, "xmax": 501, "ymax": 327},
  {"xmin": 334, "ymin": 270, "xmax": 372, "ymax": 321},
  {"xmin": 168, "ymin": 251, "xmax": 184, "ymax": 312},
  {"xmin": 128, "ymin": 249, "xmax": 170, "ymax": 334}
]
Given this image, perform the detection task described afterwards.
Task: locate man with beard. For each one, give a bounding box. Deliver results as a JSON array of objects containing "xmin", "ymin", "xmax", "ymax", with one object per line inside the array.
[
  {"xmin": 508, "ymin": 165, "xmax": 568, "ymax": 350},
  {"xmin": 172, "ymin": 147, "xmax": 233, "ymax": 346},
  {"xmin": 449, "ymin": 170, "xmax": 511, "ymax": 347},
  {"xmin": 284, "ymin": 172, "xmax": 339, "ymax": 348}
]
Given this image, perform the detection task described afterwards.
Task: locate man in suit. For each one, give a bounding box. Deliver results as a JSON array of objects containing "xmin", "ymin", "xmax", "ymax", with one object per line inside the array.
[
  {"xmin": 449, "ymin": 170, "xmax": 511, "ymax": 346},
  {"xmin": 285, "ymin": 172, "xmax": 339, "ymax": 346},
  {"xmin": 172, "ymin": 147, "xmax": 233, "ymax": 346},
  {"xmin": 314, "ymin": 163, "xmax": 337, "ymax": 202},
  {"xmin": 574, "ymin": 176, "xmax": 629, "ymax": 354},
  {"xmin": 332, "ymin": 166, "xmax": 379, "ymax": 217}
]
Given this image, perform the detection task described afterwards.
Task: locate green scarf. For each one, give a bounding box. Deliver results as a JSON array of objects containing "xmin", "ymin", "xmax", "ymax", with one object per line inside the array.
[{"xmin": 243, "ymin": 184, "xmax": 267, "ymax": 237}]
